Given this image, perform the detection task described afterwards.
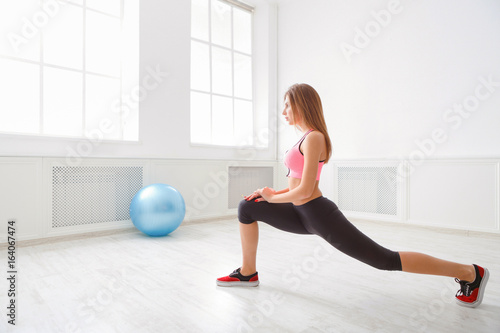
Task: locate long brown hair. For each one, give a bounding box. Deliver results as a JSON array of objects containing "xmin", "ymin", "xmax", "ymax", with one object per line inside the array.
[{"xmin": 285, "ymin": 83, "xmax": 332, "ymax": 163}]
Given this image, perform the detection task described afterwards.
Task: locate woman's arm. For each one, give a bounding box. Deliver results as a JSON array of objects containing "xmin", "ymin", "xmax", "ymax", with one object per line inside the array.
[
  {"xmin": 258, "ymin": 132, "xmax": 325, "ymax": 203},
  {"xmin": 275, "ymin": 188, "xmax": 290, "ymax": 195},
  {"xmin": 245, "ymin": 187, "xmax": 289, "ymax": 202}
]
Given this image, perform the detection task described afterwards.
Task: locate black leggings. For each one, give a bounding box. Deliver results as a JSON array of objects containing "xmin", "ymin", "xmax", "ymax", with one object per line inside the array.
[{"xmin": 238, "ymin": 196, "xmax": 402, "ymax": 271}]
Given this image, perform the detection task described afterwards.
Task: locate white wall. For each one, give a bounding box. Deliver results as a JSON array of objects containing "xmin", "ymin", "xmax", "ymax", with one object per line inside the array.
[
  {"xmin": 0, "ymin": 0, "xmax": 278, "ymax": 162},
  {"xmin": 276, "ymin": 0, "xmax": 500, "ymax": 160},
  {"xmin": 275, "ymin": 0, "xmax": 500, "ymax": 232},
  {"xmin": 0, "ymin": 157, "xmax": 281, "ymax": 243}
]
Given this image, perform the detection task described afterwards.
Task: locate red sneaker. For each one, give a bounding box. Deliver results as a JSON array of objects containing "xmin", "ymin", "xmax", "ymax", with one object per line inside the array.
[
  {"xmin": 455, "ymin": 264, "xmax": 489, "ymax": 308},
  {"xmin": 216, "ymin": 268, "xmax": 259, "ymax": 287}
]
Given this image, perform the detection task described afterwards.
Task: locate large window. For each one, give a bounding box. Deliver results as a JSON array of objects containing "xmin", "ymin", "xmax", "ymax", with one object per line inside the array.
[
  {"xmin": 0, "ymin": 0, "xmax": 139, "ymax": 141},
  {"xmin": 190, "ymin": 0, "xmax": 254, "ymax": 147}
]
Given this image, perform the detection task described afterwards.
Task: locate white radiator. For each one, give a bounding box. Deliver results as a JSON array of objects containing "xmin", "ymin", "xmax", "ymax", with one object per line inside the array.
[
  {"xmin": 52, "ymin": 166, "xmax": 144, "ymax": 228},
  {"xmin": 337, "ymin": 166, "xmax": 398, "ymax": 216},
  {"xmin": 228, "ymin": 166, "xmax": 273, "ymax": 209}
]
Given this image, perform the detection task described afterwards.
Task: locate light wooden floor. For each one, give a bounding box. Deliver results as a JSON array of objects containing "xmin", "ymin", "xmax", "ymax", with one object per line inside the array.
[{"xmin": 1, "ymin": 218, "xmax": 499, "ymax": 333}]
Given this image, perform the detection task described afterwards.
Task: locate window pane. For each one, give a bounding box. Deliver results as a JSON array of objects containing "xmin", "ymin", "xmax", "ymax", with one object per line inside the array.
[
  {"xmin": 191, "ymin": 41, "xmax": 210, "ymax": 92},
  {"xmin": 85, "ymin": 74, "xmax": 121, "ymax": 140},
  {"xmin": 122, "ymin": 0, "xmax": 139, "ymax": 77},
  {"xmin": 211, "ymin": 0, "xmax": 231, "ymax": 48},
  {"xmin": 0, "ymin": 58, "xmax": 39, "ymax": 134},
  {"xmin": 0, "ymin": 0, "xmax": 40, "ymax": 61},
  {"xmin": 212, "ymin": 95, "xmax": 233, "ymax": 145},
  {"xmin": 43, "ymin": 4, "xmax": 83, "ymax": 70},
  {"xmin": 121, "ymin": 0, "xmax": 140, "ymax": 141},
  {"xmin": 122, "ymin": 99, "xmax": 139, "ymax": 141},
  {"xmin": 86, "ymin": 11, "xmax": 121, "ymax": 77},
  {"xmin": 212, "ymin": 46, "xmax": 232, "ymax": 95},
  {"xmin": 234, "ymin": 99, "xmax": 252, "ymax": 146},
  {"xmin": 233, "ymin": 8, "xmax": 251, "ymax": 54},
  {"xmin": 190, "ymin": 0, "xmax": 254, "ymax": 147},
  {"xmin": 43, "ymin": 67, "xmax": 82, "ymax": 137},
  {"xmin": 191, "ymin": 0, "xmax": 208, "ymax": 41},
  {"xmin": 86, "ymin": 0, "xmax": 121, "ymax": 16},
  {"xmin": 234, "ymin": 53, "xmax": 252, "ymax": 99},
  {"xmin": 190, "ymin": 91, "xmax": 211, "ymax": 144}
]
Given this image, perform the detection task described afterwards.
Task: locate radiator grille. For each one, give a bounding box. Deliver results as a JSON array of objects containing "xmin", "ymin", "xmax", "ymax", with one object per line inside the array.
[
  {"xmin": 52, "ymin": 166, "xmax": 143, "ymax": 228},
  {"xmin": 337, "ymin": 166, "xmax": 398, "ymax": 216},
  {"xmin": 228, "ymin": 166, "xmax": 273, "ymax": 209}
]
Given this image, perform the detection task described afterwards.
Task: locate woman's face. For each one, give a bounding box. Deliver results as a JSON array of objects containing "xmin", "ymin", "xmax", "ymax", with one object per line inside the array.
[{"xmin": 282, "ymin": 95, "xmax": 295, "ymax": 125}]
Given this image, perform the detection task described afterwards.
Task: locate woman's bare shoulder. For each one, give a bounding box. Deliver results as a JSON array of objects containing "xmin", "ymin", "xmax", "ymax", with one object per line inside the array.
[
  {"xmin": 304, "ymin": 131, "xmax": 326, "ymax": 146},
  {"xmin": 301, "ymin": 130, "xmax": 326, "ymax": 157}
]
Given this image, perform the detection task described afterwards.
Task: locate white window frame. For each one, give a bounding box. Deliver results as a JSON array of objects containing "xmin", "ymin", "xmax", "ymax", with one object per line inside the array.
[
  {"xmin": 190, "ymin": 0, "xmax": 255, "ymax": 148},
  {"xmin": 0, "ymin": 0, "xmax": 138, "ymax": 141}
]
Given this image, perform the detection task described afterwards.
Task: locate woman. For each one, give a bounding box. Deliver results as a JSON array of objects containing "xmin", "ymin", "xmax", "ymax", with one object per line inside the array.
[{"xmin": 216, "ymin": 83, "xmax": 489, "ymax": 308}]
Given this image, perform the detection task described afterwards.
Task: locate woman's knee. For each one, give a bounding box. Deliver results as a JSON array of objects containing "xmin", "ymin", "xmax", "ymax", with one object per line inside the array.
[
  {"xmin": 371, "ymin": 251, "xmax": 402, "ymax": 271},
  {"xmin": 238, "ymin": 199, "xmax": 256, "ymax": 224}
]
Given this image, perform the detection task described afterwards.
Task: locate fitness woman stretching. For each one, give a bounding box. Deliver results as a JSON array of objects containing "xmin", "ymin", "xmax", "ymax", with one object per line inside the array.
[{"xmin": 216, "ymin": 83, "xmax": 489, "ymax": 308}]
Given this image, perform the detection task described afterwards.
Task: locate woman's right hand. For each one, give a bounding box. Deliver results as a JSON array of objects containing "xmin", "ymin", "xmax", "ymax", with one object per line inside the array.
[
  {"xmin": 244, "ymin": 187, "xmax": 276, "ymax": 202},
  {"xmin": 244, "ymin": 191, "xmax": 262, "ymax": 202}
]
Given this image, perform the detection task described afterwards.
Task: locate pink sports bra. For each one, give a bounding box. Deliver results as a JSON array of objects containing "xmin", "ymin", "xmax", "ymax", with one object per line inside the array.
[{"xmin": 284, "ymin": 129, "xmax": 325, "ymax": 181}]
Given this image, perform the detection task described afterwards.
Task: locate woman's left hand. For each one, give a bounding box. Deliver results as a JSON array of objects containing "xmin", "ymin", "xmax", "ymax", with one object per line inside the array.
[{"xmin": 255, "ymin": 187, "xmax": 275, "ymax": 203}]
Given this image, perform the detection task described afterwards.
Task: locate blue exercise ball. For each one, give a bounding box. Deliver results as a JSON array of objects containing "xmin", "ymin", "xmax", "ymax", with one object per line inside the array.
[{"xmin": 130, "ymin": 183, "xmax": 186, "ymax": 237}]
